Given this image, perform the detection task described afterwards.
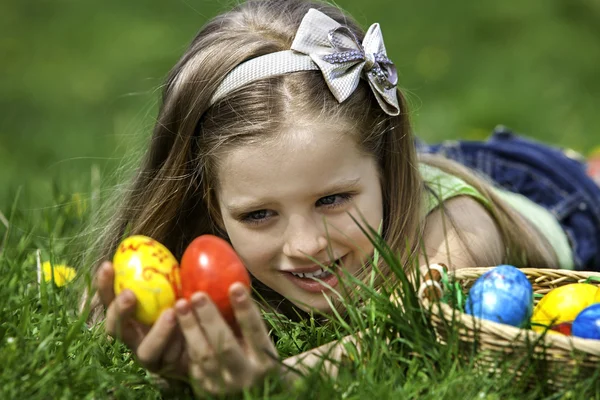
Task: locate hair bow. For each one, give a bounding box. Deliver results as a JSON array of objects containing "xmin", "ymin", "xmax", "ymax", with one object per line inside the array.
[
  {"xmin": 210, "ymin": 9, "xmax": 400, "ymax": 116},
  {"xmin": 291, "ymin": 9, "xmax": 399, "ymax": 116}
]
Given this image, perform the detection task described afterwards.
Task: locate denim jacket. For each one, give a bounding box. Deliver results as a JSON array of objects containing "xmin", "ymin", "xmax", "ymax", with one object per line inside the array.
[{"xmin": 418, "ymin": 125, "xmax": 600, "ymax": 271}]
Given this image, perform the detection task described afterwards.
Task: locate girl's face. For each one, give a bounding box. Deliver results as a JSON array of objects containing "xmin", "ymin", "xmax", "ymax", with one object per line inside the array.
[{"xmin": 216, "ymin": 123, "xmax": 383, "ymax": 313}]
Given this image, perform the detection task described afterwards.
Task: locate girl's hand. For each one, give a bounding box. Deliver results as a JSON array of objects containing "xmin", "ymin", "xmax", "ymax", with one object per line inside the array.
[
  {"xmin": 96, "ymin": 261, "xmax": 189, "ymax": 377},
  {"xmin": 175, "ymin": 282, "xmax": 279, "ymax": 396}
]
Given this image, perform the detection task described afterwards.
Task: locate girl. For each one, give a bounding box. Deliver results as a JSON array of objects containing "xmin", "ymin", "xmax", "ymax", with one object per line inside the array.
[{"xmin": 88, "ymin": 0, "xmax": 600, "ymax": 396}]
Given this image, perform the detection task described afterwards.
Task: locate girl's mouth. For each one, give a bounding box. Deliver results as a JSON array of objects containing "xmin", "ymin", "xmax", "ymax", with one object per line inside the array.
[{"xmin": 284, "ymin": 257, "xmax": 344, "ymax": 293}]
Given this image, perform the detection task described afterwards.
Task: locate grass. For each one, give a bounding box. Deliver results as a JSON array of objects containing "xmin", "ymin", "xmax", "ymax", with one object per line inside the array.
[
  {"xmin": 2, "ymin": 0, "xmax": 600, "ymax": 398},
  {"xmin": 1, "ymin": 193, "xmax": 599, "ymax": 399}
]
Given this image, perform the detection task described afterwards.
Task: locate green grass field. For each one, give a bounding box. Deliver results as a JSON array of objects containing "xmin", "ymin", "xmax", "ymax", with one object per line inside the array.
[{"xmin": 1, "ymin": 0, "xmax": 599, "ymax": 398}]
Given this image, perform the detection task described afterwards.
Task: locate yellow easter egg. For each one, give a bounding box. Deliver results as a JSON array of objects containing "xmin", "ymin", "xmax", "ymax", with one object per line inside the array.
[
  {"xmin": 113, "ymin": 235, "xmax": 181, "ymax": 325},
  {"xmin": 595, "ymin": 287, "xmax": 600, "ymax": 303},
  {"xmin": 531, "ymin": 283, "xmax": 598, "ymax": 334}
]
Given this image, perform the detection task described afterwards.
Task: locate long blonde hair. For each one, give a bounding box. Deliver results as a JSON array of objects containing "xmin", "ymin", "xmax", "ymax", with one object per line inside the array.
[
  {"xmin": 84, "ymin": 0, "xmax": 555, "ymax": 321},
  {"xmin": 85, "ymin": 0, "xmax": 422, "ymax": 321}
]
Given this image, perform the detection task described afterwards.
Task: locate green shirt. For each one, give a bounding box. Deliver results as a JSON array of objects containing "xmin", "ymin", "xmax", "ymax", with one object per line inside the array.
[{"xmin": 419, "ymin": 163, "xmax": 574, "ymax": 270}]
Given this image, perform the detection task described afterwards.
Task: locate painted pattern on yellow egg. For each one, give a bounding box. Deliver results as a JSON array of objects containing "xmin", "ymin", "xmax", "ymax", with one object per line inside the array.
[{"xmin": 113, "ymin": 235, "xmax": 181, "ymax": 325}]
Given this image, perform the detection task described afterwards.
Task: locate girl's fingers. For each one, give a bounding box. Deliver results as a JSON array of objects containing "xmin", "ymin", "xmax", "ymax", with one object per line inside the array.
[
  {"xmin": 229, "ymin": 283, "xmax": 277, "ymax": 363},
  {"xmin": 96, "ymin": 261, "xmax": 116, "ymax": 307},
  {"xmin": 136, "ymin": 309, "xmax": 177, "ymax": 371},
  {"xmin": 105, "ymin": 290, "xmax": 144, "ymax": 350},
  {"xmin": 189, "ymin": 363, "xmax": 212, "ymax": 396},
  {"xmin": 161, "ymin": 327, "xmax": 186, "ymax": 373},
  {"xmin": 175, "ymin": 299, "xmax": 215, "ymax": 372},
  {"xmin": 190, "ymin": 293, "xmax": 248, "ymax": 377}
]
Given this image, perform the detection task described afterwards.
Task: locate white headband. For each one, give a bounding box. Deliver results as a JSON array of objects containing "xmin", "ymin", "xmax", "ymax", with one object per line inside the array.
[{"xmin": 210, "ymin": 8, "xmax": 400, "ymax": 116}]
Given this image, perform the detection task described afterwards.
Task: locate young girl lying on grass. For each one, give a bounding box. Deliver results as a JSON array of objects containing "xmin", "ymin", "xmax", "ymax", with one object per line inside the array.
[{"xmin": 86, "ymin": 0, "xmax": 600, "ymax": 395}]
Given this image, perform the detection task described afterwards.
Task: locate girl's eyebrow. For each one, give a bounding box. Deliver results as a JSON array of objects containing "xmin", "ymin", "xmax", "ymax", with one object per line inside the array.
[
  {"xmin": 225, "ymin": 177, "xmax": 362, "ymax": 214},
  {"xmin": 314, "ymin": 177, "xmax": 361, "ymax": 198},
  {"xmin": 225, "ymin": 200, "xmax": 273, "ymax": 215}
]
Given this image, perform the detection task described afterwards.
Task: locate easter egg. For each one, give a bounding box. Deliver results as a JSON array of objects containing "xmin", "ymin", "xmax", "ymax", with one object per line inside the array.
[
  {"xmin": 572, "ymin": 303, "xmax": 600, "ymax": 340},
  {"xmin": 465, "ymin": 265, "xmax": 533, "ymax": 327},
  {"xmin": 595, "ymin": 288, "xmax": 600, "ymax": 303},
  {"xmin": 531, "ymin": 283, "xmax": 598, "ymax": 335},
  {"xmin": 180, "ymin": 235, "xmax": 251, "ymax": 324},
  {"xmin": 113, "ymin": 235, "xmax": 181, "ymax": 325}
]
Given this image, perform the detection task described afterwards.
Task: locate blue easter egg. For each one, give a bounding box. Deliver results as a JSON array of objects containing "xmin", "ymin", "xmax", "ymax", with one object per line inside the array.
[
  {"xmin": 572, "ymin": 303, "xmax": 600, "ymax": 340},
  {"xmin": 465, "ymin": 265, "xmax": 533, "ymax": 327}
]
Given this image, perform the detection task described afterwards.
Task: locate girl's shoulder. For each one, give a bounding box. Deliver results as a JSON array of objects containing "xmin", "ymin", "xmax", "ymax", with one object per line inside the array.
[
  {"xmin": 420, "ymin": 194, "xmax": 504, "ymax": 270},
  {"xmin": 418, "ymin": 161, "xmax": 573, "ymax": 270},
  {"xmin": 419, "ymin": 163, "xmax": 490, "ymax": 215}
]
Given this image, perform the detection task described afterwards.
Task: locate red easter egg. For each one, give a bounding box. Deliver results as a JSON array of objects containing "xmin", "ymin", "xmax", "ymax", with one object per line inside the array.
[
  {"xmin": 549, "ymin": 322, "xmax": 572, "ymax": 336},
  {"xmin": 180, "ymin": 235, "xmax": 251, "ymax": 324}
]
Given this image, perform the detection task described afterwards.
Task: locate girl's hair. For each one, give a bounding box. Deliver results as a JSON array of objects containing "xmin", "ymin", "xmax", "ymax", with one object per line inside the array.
[
  {"xmin": 84, "ymin": 0, "xmax": 555, "ymax": 321},
  {"xmin": 85, "ymin": 0, "xmax": 422, "ymax": 321}
]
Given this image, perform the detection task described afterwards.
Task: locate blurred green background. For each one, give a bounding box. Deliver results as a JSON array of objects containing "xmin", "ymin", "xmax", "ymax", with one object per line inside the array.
[{"xmin": 1, "ymin": 0, "xmax": 599, "ymax": 210}]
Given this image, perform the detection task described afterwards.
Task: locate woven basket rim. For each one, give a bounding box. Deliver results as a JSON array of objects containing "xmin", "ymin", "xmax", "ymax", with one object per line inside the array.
[
  {"xmin": 426, "ymin": 301, "xmax": 600, "ymax": 356},
  {"xmin": 422, "ymin": 267, "xmax": 600, "ymax": 356},
  {"xmin": 452, "ymin": 267, "xmax": 600, "ymax": 282}
]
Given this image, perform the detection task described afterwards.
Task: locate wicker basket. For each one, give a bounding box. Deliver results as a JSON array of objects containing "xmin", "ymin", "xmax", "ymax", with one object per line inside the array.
[{"xmin": 421, "ymin": 267, "xmax": 600, "ymax": 389}]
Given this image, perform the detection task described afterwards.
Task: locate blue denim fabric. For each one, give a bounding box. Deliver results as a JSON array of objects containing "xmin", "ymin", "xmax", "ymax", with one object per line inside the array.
[{"xmin": 418, "ymin": 125, "xmax": 600, "ymax": 271}]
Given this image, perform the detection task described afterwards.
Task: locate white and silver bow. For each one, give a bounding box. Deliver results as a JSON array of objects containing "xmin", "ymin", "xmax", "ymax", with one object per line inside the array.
[
  {"xmin": 290, "ymin": 8, "xmax": 399, "ymax": 115},
  {"xmin": 210, "ymin": 8, "xmax": 400, "ymax": 116}
]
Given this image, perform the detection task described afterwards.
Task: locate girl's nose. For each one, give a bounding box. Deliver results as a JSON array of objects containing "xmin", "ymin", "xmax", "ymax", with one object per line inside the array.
[{"xmin": 282, "ymin": 215, "xmax": 328, "ymax": 259}]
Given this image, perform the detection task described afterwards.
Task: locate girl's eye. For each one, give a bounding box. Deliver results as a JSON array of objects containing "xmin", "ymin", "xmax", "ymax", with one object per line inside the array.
[
  {"xmin": 240, "ymin": 209, "xmax": 272, "ymax": 225},
  {"xmin": 316, "ymin": 193, "xmax": 353, "ymax": 208}
]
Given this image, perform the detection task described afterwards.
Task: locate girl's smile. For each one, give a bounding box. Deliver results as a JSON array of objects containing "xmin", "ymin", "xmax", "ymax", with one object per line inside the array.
[{"xmin": 216, "ymin": 122, "xmax": 383, "ymax": 312}]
